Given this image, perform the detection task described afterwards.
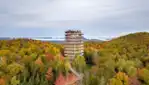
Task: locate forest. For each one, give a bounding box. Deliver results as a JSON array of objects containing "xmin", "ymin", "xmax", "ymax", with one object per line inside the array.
[{"xmin": 0, "ymin": 32, "xmax": 149, "ymax": 85}]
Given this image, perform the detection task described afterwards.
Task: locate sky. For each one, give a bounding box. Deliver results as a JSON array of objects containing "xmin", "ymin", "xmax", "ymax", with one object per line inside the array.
[{"xmin": 0, "ymin": 0, "xmax": 149, "ymax": 39}]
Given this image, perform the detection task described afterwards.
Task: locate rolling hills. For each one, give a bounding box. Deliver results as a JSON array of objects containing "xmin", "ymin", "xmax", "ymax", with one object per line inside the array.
[{"xmin": 0, "ymin": 32, "xmax": 149, "ymax": 85}]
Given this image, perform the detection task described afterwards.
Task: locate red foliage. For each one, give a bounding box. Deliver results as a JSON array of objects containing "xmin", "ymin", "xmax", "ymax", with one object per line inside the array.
[
  {"xmin": 65, "ymin": 73, "xmax": 78, "ymax": 85},
  {"xmin": 128, "ymin": 77, "xmax": 141, "ymax": 85},
  {"xmin": 46, "ymin": 67, "xmax": 53, "ymax": 81},
  {"xmin": 60, "ymin": 55, "xmax": 64, "ymax": 61},
  {"xmin": 45, "ymin": 53, "xmax": 54, "ymax": 61},
  {"xmin": 0, "ymin": 78, "xmax": 5, "ymax": 85},
  {"xmin": 55, "ymin": 73, "xmax": 78, "ymax": 85},
  {"xmin": 45, "ymin": 53, "xmax": 64, "ymax": 61},
  {"xmin": 35, "ymin": 57, "xmax": 44, "ymax": 66},
  {"xmin": 55, "ymin": 73, "xmax": 66, "ymax": 85}
]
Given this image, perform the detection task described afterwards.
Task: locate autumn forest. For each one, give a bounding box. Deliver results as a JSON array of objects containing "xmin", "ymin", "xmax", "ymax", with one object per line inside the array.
[{"xmin": 1, "ymin": 32, "xmax": 149, "ymax": 85}]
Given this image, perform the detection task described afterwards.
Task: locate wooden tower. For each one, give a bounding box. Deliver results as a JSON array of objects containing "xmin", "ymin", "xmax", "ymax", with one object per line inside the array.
[{"xmin": 64, "ymin": 30, "xmax": 84, "ymax": 60}]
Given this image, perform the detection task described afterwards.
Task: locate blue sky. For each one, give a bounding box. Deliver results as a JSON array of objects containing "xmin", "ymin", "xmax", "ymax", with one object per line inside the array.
[{"xmin": 0, "ymin": 0, "xmax": 149, "ymax": 39}]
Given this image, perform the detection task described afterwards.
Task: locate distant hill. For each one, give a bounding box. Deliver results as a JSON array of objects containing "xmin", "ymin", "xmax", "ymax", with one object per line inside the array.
[
  {"xmin": 49, "ymin": 38, "xmax": 103, "ymax": 44},
  {"xmin": 0, "ymin": 37, "xmax": 103, "ymax": 44},
  {"xmin": 86, "ymin": 39, "xmax": 103, "ymax": 42},
  {"xmin": 0, "ymin": 37, "xmax": 11, "ymax": 40},
  {"xmin": 108, "ymin": 32, "xmax": 149, "ymax": 45},
  {"xmin": 49, "ymin": 40, "xmax": 65, "ymax": 44},
  {"xmin": 99, "ymin": 32, "xmax": 149, "ymax": 59},
  {"xmin": 28, "ymin": 37, "xmax": 104, "ymax": 43}
]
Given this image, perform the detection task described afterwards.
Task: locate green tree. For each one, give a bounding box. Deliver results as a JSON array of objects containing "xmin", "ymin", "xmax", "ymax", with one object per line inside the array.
[
  {"xmin": 7, "ymin": 63, "xmax": 24, "ymax": 76},
  {"xmin": 72, "ymin": 56, "xmax": 87, "ymax": 73},
  {"xmin": 10, "ymin": 76, "xmax": 20, "ymax": 85}
]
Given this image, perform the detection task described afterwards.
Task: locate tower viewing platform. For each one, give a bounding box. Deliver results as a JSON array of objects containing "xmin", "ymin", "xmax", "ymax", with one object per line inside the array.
[{"xmin": 64, "ymin": 30, "xmax": 84, "ymax": 60}]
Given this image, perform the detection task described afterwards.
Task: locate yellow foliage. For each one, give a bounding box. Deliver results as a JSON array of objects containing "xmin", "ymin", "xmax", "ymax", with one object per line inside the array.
[
  {"xmin": 0, "ymin": 50, "xmax": 11, "ymax": 56},
  {"xmin": 109, "ymin": 72, "xmax": 129, "ymax": 85}
]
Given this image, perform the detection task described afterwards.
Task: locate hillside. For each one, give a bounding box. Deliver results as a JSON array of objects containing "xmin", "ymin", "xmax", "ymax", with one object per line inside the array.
[
  {"xmin": 1, "ymin": 32, "xmax": 149, "ymax": 85},
  {"xmin": 0, "ymin": 39, "xmax": 63, "ymax": 57},
  {"xmin": 108, "ymin": 32, "xmax": 149, "ymax": 45},
  {"xmin": 0, "ymin": 39, "xmax": 66, "ymax": 85},
  {"xmin": 0, "ymin": 39, "xmax": 87, "ymax": 85},
  {"xmin": 84, "ymin": 32, "xmax": 149, "ymax": 85}
]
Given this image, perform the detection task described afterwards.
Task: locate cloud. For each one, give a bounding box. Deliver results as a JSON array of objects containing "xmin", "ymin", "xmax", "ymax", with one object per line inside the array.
[{"xmin": 0, "ymin": 0, "xmax": 149, "ymax": 38}]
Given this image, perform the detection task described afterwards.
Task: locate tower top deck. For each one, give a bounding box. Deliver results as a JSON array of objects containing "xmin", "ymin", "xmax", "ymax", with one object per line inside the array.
[{"xmin": 65, "ymin": 30, "xmax": 83, "ymax": 35}]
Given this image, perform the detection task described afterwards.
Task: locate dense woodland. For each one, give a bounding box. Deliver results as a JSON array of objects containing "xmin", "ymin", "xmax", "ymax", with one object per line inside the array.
[{"xmin": 1, "ymin": 32, "xmax": 149, "ymax": 85}]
